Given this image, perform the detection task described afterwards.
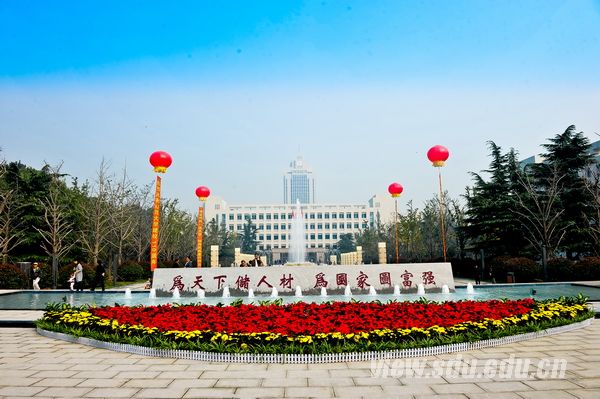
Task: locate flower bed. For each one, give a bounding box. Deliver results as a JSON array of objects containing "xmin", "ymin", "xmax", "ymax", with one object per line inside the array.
[{"xmin": 36, "ymin": 297, "xmax": 594, "ymax": 354}]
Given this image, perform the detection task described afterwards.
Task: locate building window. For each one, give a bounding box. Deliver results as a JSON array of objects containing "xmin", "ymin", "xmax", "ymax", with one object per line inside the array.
[
  {"xmin": 259, "ymin": 235, "xmax": 264, "ymax": 240},
  {"xmin": 237, "ymin": 225, "xmax": 243, "ymax": 231},
  {"xmin": 339, "ymin": 212, "xmax": 344, "ymax": 219},
  {"xmin": 317, "ymin": 223, "xmax": 323, "ymax": 229},
  {"xmin": 346, "ymin": 212, "xmax": 352, "ymax": 219},
  {"xmin": 274, "ymin": 214, "xmax": 279, "ymax": 220},
  {"xmin": 310, "ymin": 213, "xmax": 315, "ymax": 219},
  {"xmin": 362, "ymin": 212, "xmax": 367, "ymax": 219},
  {"xmin": 244, "ymin": 214, "xmax": 250, "ymax": 220},
  {"xmin": 325, "ymin": 233, "xmax": 330, "ymax": 239},
  {"xmin": 317, "ymin": 234, "xmax": 323, "ymax": 239},
  {"xmin": 332, "ymin": 223, "xmax": 337, "ymax": 229},
  {"xmin": 333, "ymin": 233, "xmax": 338, "ymax": 240},
  {"xmin": 266, "ymin": 214, "xmax": 271, "ymax": 220},
  {"xmin": 354, "ymin": 223, "xmax": 359, "ymax": 229},
  {"xmin": 325, "ymin": 223, "xmax": 330, "ymax": 229},
  {"xmin": 317, "ymin": 213, "xmax": 323, "ymax": 219},
  {"xmin": 259, "ymin": 214, "xmax": 264, "ymax": 220},
  {"xmin": 324, "ymin": 213, "xmax": 330, "ymax": 219},
  {"xmin": 310, "ymin": 234, "xmax": 315, "ymax": 240},
  {"xmin": 318, "ymin": 243, "xmax": 323, "ymax": 248},
  {"xmin": 281, "ymin": 213, "xmax": 286, "ymax": 220},
  {"xmin": 258, "ymin": 224, "xmax": 264, "ymax": 230},
  {"xmin": 266, "ymin": 235, "xmax": 271, "ymax": 240},
  {"xmin": 362, "ymin": 222, "xmax": 368, "ymax": 228},
  {"xmin": 237, "ymin": 214, "xmax": 242, "ymax": 220},
  {"xmin": 347, "ymin": 223, "xmax": 352, "ymax": 229},
  {"xmin": 281, "ymin": 224, "xmax": 286, "ymax": 230},
  {"xmin": 252, "ymin": 213, "xmax": 257, "ymax": 220},
  {"xmin": 259, "ymin": 245, "xmax": 264, "ymax": 250},
  {"xmin": 266, "ymin": 225, "xmax": 271, "ymax": 230},
  {"xmin": 274, "ymin": 234, "xmax": 279, "ymax": 240},
  {"xmin": 266, "ymin": 244, "xmax": 271, "ymax": 250},
  {"xmin": 274, "ymin": 224, "xmax": 279, "ymax": 230},
  {"xmin": 229, "ymin": 225, "xmax": 234, "ymax": 231},
  {"xmin": 288, "ymin": 213, "xmax": 292, "ymax": 219},
  {"xmin": 229, "ymin": 214, "xmax": 234, "ymax": 220},
  {"xmin": 354, "ymin": 212, "xmax": 359, "ymax": 219}
]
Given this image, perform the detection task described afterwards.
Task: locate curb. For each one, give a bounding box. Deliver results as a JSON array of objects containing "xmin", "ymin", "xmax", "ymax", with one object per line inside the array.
[{"xmin": 37, "ymin": 318, "xmax": 593, "ymax": 364}]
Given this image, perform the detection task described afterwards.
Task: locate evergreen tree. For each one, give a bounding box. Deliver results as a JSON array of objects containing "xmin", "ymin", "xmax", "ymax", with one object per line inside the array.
[
  {"xmin": 336, "ymin": 233, "xmax": 356, "ymax": 253},
  {"xmin": 240, "ymin": 218, "xmax": 258, "ymax": 253},
  {"xmin": 533, "ymin": 125, "xmax": 594, "ymax": 258}
]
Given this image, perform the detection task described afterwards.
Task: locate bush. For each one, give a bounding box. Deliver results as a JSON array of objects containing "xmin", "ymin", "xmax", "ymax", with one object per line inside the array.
[
  {"xmin": 118, "ymin": 261, "xmax": 150, "ymax": 281},
  {"xmin": 450, "ymin": 258, "xmax": 477, "ymax": 278},
  {"xmin": 546, "ymin": 258, "xmax": 575, "ymax": 281},
  {"xmin": 491, "ymin": 256, "xmax": 541, "ymax": 283},
  {"xmin": 58, "ymin": 263, "xmax": 96, "ymax": 289},
  {"xmin": 571, "ymin": 257, "xmax": 600, "ymax": 281},
  {"xmin": 0, "ymin": 264, "xmax": 29, "ymax": 289}
]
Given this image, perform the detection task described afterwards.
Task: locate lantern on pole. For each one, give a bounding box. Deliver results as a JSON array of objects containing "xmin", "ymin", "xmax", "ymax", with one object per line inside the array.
[
  {"xmin": 195, "ymin": 186, "xmax": 211, "ymax": 268},
  {"xmin": 427, "ymin": 145, "xmax": 450, "ymax": 262},
  {"xmin": 149, "ymin": 151, "xmax": 172, "ymax": 271},
  {"xmin": 388, "ymin": 182, "xmax": 404, "ymax": 264}
]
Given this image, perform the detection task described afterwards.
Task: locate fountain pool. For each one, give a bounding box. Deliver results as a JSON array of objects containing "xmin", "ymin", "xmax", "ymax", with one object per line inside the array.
[{"xmin": 1, "ymin": 283, "xmax": 599, "ymax": 310}]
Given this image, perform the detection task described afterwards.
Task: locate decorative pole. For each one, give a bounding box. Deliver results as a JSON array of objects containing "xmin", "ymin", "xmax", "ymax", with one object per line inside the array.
[
  {"xmin": 195, "ymin": 186, "xmax": 211, "ymax": 267},
  {"xmin": 427, "ymin": 145, "xmax": 450, "ymax": 262},
  {"xmin": 388, "ymin": 182, "xmax": 403, "ymax": 264},
  {"xmin": 149, "ymin": 151, "xmax": 172, "ymax": 271}
]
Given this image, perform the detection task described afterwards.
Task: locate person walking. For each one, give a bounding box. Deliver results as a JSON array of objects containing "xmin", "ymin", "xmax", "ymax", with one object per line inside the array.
[
  {"xmin": 183, "ymin": 256, "xmax": 193, "ymax": 268},
  {"xmin": 32, "ymin": 263, "xmax": 41, "ymax": 290},
  {"xmin": 91, "ymin": 260, "xmax": 105, "ymax": 292},
  {"xmin": 74, "ymin": 260, "xmax": 84, "ymax": 292}
]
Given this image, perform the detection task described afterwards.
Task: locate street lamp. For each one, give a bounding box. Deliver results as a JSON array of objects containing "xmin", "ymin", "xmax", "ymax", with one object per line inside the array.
[
  {"xmin": 427, "ymin": 145, "xmax": 450, "ymax": 262},
  {"xmin": 388, "ymin": 182, "xmax": 404, "ymax": 264}
]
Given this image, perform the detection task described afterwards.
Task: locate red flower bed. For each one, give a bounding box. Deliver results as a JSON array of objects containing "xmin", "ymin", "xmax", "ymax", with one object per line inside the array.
[{"xmin": 90, "ymin": 299, "xmax": 535, "ymax": 335}]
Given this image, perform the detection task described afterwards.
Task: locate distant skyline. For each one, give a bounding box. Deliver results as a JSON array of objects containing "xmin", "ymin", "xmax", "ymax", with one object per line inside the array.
[{"xmin": 1, "ymin": 1, "xmax": 599, "ymax": 212}]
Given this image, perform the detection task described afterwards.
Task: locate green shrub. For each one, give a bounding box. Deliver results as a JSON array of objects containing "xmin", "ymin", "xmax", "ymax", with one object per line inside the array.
[
  {"xmin": 118, "ymin": 261, "xmax": 149, "ymax": 281},
  {"xmin": 450, "ymin": 258, "xmax": 477, "ymax": 278},
  {"xmin": 546, "ymin": 258, "xmax": 575, "ymax": 281},
  {"xmin": 571, "ymin": 257, "xmax": 600, "ymax": 281},
  {"xmin": 0, "ymin": 264, "xmax": 29, "ymax": 289},
  {"xmin": 491, "ymin": 256, "xmax": 541, "ymax": 283}
]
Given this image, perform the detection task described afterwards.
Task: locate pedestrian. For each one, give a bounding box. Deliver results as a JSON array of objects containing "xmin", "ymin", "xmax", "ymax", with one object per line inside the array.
[
  {"xmin": 183, "ymin": 256, "xmax": 193, "ymax": 268},
  {"xmin": 174, "ymin": 258, "xmax": 182, "ymax": 268},
  {"xmin": 249, "ymin": 253, "xmax": 264, "ymax": 267},
  {"xmin": 32, "ymin": 263, "xmax": 41, "ymax": 290},
  {"xmin": 91, "ymin": 260, "xmax": 105, "ymax": 292},
  {"xmin": 67, "ymin": 272, "xmax": 76, "ymax": 291},
  {"xmin": 74, "ymin": 260, "xmax": 84, "ymax": 292},
  {"xmin": 474, "ymin": 264, "xmax": 481, "ymax": 285}
]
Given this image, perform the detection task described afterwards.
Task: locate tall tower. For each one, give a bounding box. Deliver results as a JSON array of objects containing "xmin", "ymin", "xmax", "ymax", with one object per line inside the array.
[{"xmin": 283, "ymin": 156, "xmax": 315, "ymax": 204}]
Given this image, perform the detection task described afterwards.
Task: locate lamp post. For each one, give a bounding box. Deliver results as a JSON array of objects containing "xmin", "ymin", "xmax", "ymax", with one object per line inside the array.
[
  {"xmin": 427, "ymin": 145, "xmax": 450, "ymax": 262},
  {"xmin": 388, "ymin": 182, "xmax": 404, "ymax": 264},
  {"xmin": 195, "ymin": 186, "xmax": 211, "ymax": 267},
  {"xmin": 149, "ymin": 151, "xmax": 172, "ymax": 271}
]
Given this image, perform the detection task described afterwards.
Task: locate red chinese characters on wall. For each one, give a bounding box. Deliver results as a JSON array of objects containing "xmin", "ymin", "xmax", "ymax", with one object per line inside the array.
[
  {"xmin": 235, "ymin": 275, "xmax": 250, "ymax": 290},
  {"xmin": 357, "ymin": 271, "xmax": 370, "ymax": 289},
  {"xmin": 422, "ymin": 271, "xmax": 436, "ymax": 285},
  {"xmin": 336, "ymin": 273, "xmax": 348, "ymax": 286},
  {"xmin": 257, "ymin": 275, "xmax": 273, "ymax": 288},
  {"xmin": 401, "ymin": 270, "xmax": 414, "ymax": 288},
  {"xmin": 170, "ymin": 275, "xmax": 185, "ymax": 291},
  {"xmin": 280, "ymin": 274, "xmax": 294, "ymax": 289},
  {"xmin": 314, "ymin": 272, "xmax": 328, "ymax": 288},
  {"xmin": 379, "ymin": 272, "xmax": 392, "ymax": 286},
  {"xmin": 190, "ymin": 275, "xmax": 204, "ymax": 290},
  {"xmin": 213, "ymin": 275, "xmax": 227, "ymax": 290}
]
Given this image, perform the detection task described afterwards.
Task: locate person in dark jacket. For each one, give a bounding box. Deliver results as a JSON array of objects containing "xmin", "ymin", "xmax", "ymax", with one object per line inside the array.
[{"xmin": 91, "ymin": 260, "xmax": 106, "ymax": 292}]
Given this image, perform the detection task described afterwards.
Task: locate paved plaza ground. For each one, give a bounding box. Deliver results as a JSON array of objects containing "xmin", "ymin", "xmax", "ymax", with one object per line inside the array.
[{"xmin": 0, "ymin": 322, "xmax": 598, "ymax": 398}]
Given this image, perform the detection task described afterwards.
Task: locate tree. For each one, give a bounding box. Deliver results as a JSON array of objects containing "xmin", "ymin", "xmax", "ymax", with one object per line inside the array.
[
  {"xmin": 33, "ymin": 164, "xmax": 75, "ymax": 288},
  {"xmin": 533, "ymin": 125, "xmax": 594, "ymax": 258},
  {"xmin": 107, "ymin": 167, "xmax": 138, "ymax": 272},
  {"xmin": 584, "ymin": 168, "xmax": 600, "ymax": 255},
  {"xmin": 336, "ymin": 233, "xmax": 356, "ymax": 254},
  {"xmin": 0, "ymin": 162, "xmax": 25, "ymax": 263},
  {"xmin": 240, "ymin": 218, "xmax": 258, "ymax": 253}
]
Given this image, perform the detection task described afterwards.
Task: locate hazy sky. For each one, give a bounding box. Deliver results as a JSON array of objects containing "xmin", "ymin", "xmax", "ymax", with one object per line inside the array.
[{"xmin": 1, "ymin": 1, "xmax": 599, "ymax": 212}]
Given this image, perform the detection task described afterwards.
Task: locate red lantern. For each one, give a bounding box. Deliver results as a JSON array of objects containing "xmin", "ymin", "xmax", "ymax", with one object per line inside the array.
[
  {"xmin": 149, "ymin": 151, "xmax": 173, "ymax": 173},
  {"xmin": 388, "ymin": 182, "xmax": 404, "ymax": 198},
  {"xmin": 195, "ymin": 186, "xmax": 211, "ymax": 202},
  {"xmin": 427, "ymin": 145, "xmax": 450, "ymax": 167}
]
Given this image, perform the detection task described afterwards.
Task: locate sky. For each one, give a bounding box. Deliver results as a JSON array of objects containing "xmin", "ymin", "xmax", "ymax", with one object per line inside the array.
[{"xmin": 1, "ymin": 0, "xmax": 599, "ymax": 212}]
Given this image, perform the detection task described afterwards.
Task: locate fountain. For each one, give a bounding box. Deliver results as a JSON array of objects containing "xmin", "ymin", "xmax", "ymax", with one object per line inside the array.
[
  {"xmin": 344, "ymin": 286, "xmax": 352, "ymax": 297},
  {"xmin": 248, "ymin": 288, "xmax": 255, "ymax": 298},
  {"xmin": 417, "ymin": 284, "xmax": 425, "ymax": 295},
  {"xmin": 286, "ymin": 199, "xmax": 314, "ymax": 266},
  {"xmin": 222, "ymin": 286, "xmax": 230, "ymax": 298},
  {"xmin": 466, "ymin": 283, "xmax": 475, "ymax": 294},
  {"xmin": 320, "ymin": 287, "xmax": 328, "ymax": 297},
  {"xmin": 442, "ymin": 285, "xmax": 450, "ymax": 294},
  {"xmin": 393, "ymin": 285, "xmax": 400, "ymax": 296},
  {"xmin": 295, "ymin": 286, "xmax": 303, "ymax": 297},
  {"xmin": 197, "ymin": 289, "xmax": 205, "ymax": 299},
  {"xmin": 172, "ymin": 288, "xmax": 180, "ymax": 299},
  {"xmin": 270, "ymin": 287, "xmax": 279, "ymax": 298},
  {"xmin": 124, "ymin": 288, "xmax": 132, "ymax": 299},
  {"xmin": 148, "ymin": 288, "xmax": 156, "ymax": 299},
  {"xmin": 368, "ymin": 286, "xmax": 377, "ymax": 296}
]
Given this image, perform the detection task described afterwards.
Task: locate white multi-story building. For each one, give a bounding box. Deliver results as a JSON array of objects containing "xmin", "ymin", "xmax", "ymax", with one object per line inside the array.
[{"xmin": 204, "ymin": 194, "xmax": 395, "ymax": 264}]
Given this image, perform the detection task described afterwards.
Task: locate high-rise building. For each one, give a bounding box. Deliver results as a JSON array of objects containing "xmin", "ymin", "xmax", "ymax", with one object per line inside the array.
[{"xmin": 283, "ymin": 156, "xmax": 314, "ymax": 204}]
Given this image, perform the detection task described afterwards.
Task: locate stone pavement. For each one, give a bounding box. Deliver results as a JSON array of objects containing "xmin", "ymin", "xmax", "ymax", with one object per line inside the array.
[{"xmin": 0, "ymin": 322, "xmax": 599, "ymax": 399}]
